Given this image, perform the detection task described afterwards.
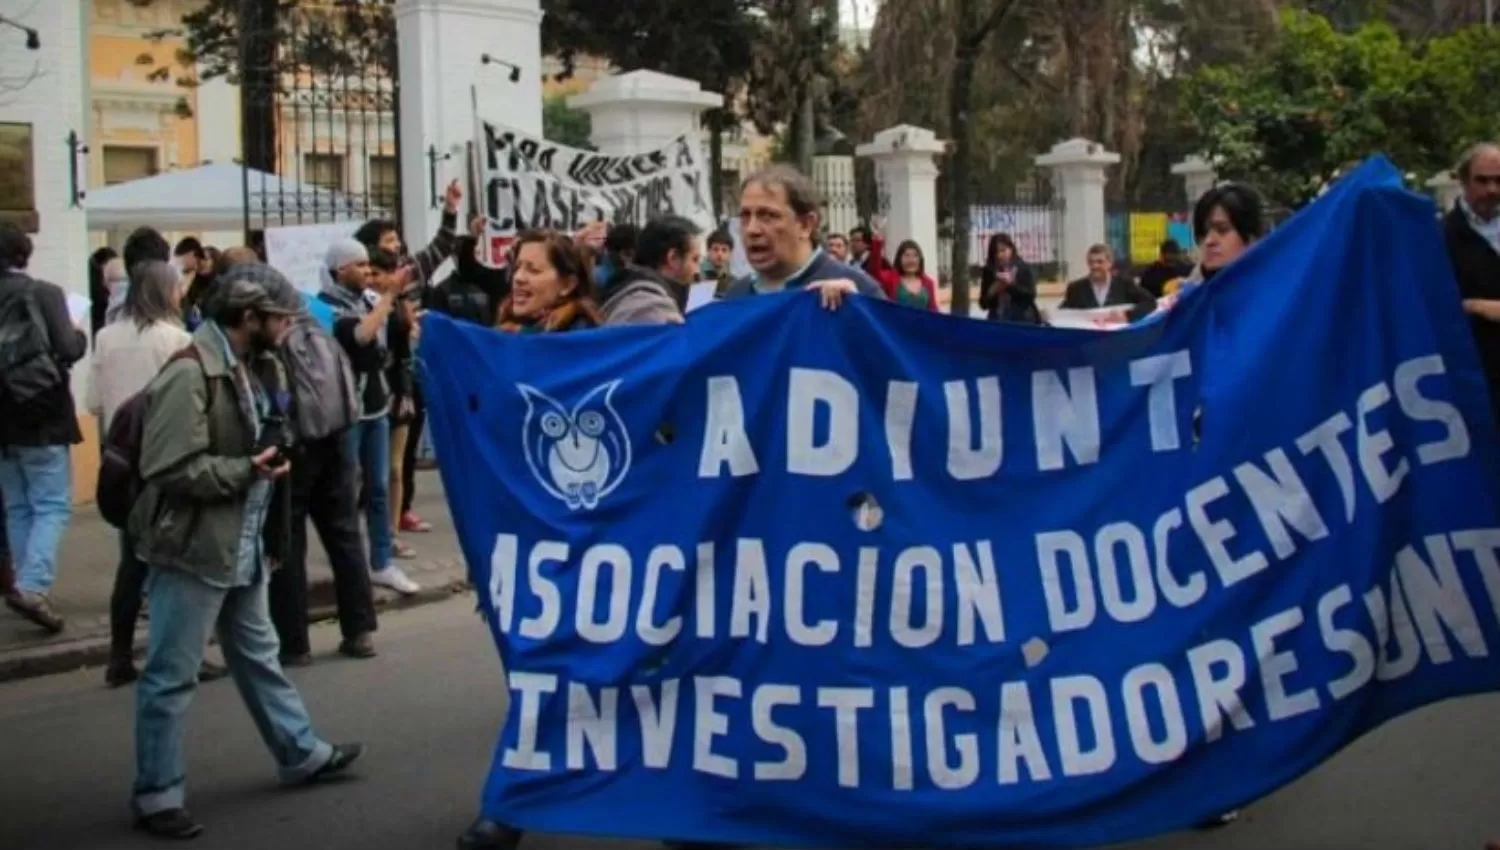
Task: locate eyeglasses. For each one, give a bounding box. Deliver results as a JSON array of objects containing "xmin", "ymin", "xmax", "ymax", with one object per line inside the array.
[{"xmin": 1470, "ymin": 174, "xmax": 1500, "ymax": 187}]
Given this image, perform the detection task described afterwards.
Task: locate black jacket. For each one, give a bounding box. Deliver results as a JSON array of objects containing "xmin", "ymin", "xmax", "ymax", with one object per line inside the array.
[
  {"xmin": 1444, "ymin": 203, "xmax": 1500, "ymax": 418},
  {"xmin": 1062, "ymin": 274, "xmax": 1157, "ymax": 321},
  {"xmin": 979, "ymin": 260, "xmax": 1042, "ymax": 324},
  {"xmin": 0, "ymin": 271, "xmax": 86, "ymax": 447},
  {"xmin": 321, "ymin": 290, "xmax": 400, "ymax": 420},
  {"xmin": 426, "ymin": 236, "xmax": 511, "ymax": 326}
]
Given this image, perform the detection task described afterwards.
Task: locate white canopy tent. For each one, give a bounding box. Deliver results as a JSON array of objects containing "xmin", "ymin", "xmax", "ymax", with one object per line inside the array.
[{"xmin": 84, "ymin": 163, "xmax": 381, "ymax": 232}]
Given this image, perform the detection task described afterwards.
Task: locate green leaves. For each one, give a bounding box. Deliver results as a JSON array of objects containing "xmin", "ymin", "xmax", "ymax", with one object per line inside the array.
[{"xmin": 1182, "ymin": 10, "xmax": 1500, "ymax": 209}]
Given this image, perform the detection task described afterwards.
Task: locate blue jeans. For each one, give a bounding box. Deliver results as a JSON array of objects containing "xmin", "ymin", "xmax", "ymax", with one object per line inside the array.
[
  {"xmin": 0, "ymin": 445, "xmax": 72, "ymax": 594},
  {"xmin": 133, "ymin": 566, "xmax": 333, "ymax": 815},
  {"xmin": 347, "ymin": 417, "xmax": 392, "ymax": 573}
]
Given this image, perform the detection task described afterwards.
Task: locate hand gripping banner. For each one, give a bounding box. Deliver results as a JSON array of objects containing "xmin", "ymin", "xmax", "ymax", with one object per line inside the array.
[{"xmin": 419, "ymin": 158, "xmax": 1500, "ymax": 848}]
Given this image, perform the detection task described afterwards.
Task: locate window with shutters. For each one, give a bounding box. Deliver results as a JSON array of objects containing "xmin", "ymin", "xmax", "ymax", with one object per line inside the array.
[
  {"xmin": 102, "ymin": 146, "xmax": 159, "ymax": 186},
  {"xmin": 304, "ymin": 153, "xmax": 347, "ymax": 192}
]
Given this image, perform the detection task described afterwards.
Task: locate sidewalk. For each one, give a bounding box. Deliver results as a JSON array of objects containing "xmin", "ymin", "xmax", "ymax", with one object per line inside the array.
[{"xmin": 0, "ymin": 470, "xmax": 471, "ymax": 683}]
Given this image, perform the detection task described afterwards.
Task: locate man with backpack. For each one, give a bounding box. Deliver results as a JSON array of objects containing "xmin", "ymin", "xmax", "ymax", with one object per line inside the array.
[
  {"xmin": 261, "ymin": 258, "xmax": 380, "ymax": 665},
  {"xmin": 129, "ymin": 267, "xmax": 362, "ymax": 838},
  {"xmin": 0, "ymin": 223, "xmax": 87, "ymax": 633}
]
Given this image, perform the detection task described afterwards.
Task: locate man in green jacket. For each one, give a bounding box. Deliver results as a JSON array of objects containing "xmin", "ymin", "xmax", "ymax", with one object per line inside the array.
[{"xmin": 129, "ymin": 267, "xmax": 362, "ymax": 839}]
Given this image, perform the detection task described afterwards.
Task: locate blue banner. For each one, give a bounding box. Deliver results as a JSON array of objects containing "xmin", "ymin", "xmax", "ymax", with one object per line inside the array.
[{"xmin": 419, "ymin": 158, "xmax": 1500, "ymax": 849}]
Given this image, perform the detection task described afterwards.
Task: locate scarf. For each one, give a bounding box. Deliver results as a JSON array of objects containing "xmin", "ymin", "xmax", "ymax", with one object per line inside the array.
[{"xmin": 495, "ymin": 297, "xmax": 601, "ymax": 334}]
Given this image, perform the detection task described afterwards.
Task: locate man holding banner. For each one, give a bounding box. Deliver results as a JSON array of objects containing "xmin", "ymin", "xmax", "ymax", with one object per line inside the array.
[
  {"xmin": 722, "ymin": 165, "xmax": 884, "ymax": 306},
  {"xmin": 420, "ymin": 156, "xmax": 1500, "ymax": 849}
]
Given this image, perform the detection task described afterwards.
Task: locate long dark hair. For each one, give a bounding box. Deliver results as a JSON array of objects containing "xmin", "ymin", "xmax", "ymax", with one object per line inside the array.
[
  {"xmin": 894, "ymin": 240, "xmax": 925, "ymax": 277},
  {"xmin": 124, "ymin": 261, "xmax": 184, "ymax": 331},
  {"xmin": 980, "ymin": 232, "xmax": 1019, "ymax": 289},
  {"xmin": 89, "ymin": 246, "xmax": 118, "ymax": 339}
]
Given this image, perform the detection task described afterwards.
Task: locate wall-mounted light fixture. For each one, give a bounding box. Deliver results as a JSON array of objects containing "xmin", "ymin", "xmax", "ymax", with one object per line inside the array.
[
  {"xmin": 0, "ymin": 14, "xmax": 39, "ymax": 49},
  {"xmin": 480, "ymin": 54, "xmax": 522, "ymax": 83}
]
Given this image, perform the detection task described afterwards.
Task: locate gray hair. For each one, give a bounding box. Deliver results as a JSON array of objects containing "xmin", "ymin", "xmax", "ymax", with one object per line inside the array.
[
  {"xmin": 1456, "ymin": 142, "xmax": 1500, "ymax": 181},
  {"xmin": 124, "ymin": 260, "xmax": 183, "ymax": 331}
]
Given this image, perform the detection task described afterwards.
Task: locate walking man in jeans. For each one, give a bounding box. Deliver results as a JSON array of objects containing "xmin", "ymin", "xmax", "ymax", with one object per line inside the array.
[
  {"xmin": 130, "ymin": 268, "xmax": 362, "ymax": 838},
  {"xmin": 319, "ymin": 238, "xmax": 420, "ymax": 595},
  {"xmin": 0, "ymin": 223, "xmax": 87, "ymax": 633}
]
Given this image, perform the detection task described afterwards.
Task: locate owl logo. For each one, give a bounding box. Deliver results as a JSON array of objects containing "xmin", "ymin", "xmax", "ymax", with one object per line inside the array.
[{"xmin": 517, "ymin": 380, "xmax": 633, "ymax": 511}]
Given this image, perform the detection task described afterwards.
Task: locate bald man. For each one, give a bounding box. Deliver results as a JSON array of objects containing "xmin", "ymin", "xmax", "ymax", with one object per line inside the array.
[{"xmin": 1445, "ymin": 142, "xmax": 1500, "ymax": 423}]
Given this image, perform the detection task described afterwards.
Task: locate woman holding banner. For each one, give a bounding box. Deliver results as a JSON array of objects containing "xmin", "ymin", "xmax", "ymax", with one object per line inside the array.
[{"xmin": 459, "ymin": 229, "xmax": 599, "ymax": 850}]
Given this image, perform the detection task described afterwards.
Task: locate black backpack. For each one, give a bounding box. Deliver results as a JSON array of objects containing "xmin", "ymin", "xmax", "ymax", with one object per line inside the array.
[
  {"xmin": 97, "ymin": 347, "xmax": 210, "ymax": 529},
  {"xmin": 0, "ymin": 281, "xmax": 65, "ymax": 410}
]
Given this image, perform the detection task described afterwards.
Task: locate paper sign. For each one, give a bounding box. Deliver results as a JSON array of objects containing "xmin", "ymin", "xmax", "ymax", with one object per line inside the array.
[
  {"xmin": 684, "ymin": 282, "xmax": 717, "ymax": 313},
  {"xmin": 66, "ymin": 293, "xmax": 89, "ymax": 327},
  {"xmin": 1045, "ymin": 305, "xmax": 1131, "ymax": 330},
  {"xmin": 265, "ymin": 221, "xmax": 361, "ymax": 294}
]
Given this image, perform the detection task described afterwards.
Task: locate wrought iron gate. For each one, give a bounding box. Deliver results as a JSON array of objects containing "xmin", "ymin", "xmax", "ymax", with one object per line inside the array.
[{"xmin": 238, "ymin": 1, "xmax": 401, "ymax": 239}]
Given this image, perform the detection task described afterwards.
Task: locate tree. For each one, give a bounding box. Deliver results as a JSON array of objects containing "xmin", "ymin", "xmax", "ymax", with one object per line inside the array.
[
  {"xmin": 543, "ymin": 0, "xmax": 766, "ymax": 217},
  {"xmin": 1181, "ymin": 10, "xmax": 1486, "ymax": 210},
  {"xmin": 542, "ymin": 95, "xmax": 594, "ymax": 150},
  {"xmin": 135, "ymin": 0, "xmax": 397, "ymax": 173},
  {"xmin": 936, "ymin": 0, "xmax": 1022, "ymax": 316}
]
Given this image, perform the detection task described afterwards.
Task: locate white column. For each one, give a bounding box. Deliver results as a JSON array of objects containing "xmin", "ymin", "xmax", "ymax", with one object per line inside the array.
[
  {"xmin": 570, "ymin": 70, "xmax": 723, "ymax": 155},
  {"xmin": 1428, "ymin": 172, "xmax": 1461, "ymax": 213},
  {"xmin": 813, "ymin": 154, "xmax": 858, "ymax": 236},
  {"xmin": 396, "ymin": 0, "xmax": 543, "ymax": 251},
  {"xmin": 856, "ymin": 125, "xmax": 945, "ymax": 269},
  {"xmin": 0, "ymin": 0, "xmax": 88, "ymax": 293},
  {"xmin": 1171, "ymin": 154, "xmax": 1218, "ymax": 211},
  {"xmin": 1036, "ymin": 138, "xmax": 1119, "ymax": 281},
  {"xmin": 195, "ymin": 68, "xmax": 242, "ymax": 247}
]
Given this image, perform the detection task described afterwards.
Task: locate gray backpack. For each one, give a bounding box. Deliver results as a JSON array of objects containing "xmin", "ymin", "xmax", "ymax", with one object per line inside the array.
[{"xmin": 281, "ymin": 317, "xmax": 359, "ymax": 441}]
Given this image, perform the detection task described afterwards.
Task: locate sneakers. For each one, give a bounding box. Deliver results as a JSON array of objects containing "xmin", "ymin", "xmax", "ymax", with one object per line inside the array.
[
  {"xmin": 392, "ymin": 539, "xmax": 419, "ymax": 560},
  {"xmin": 399, "ymin": 511, "xmax": 432, "ymax": 533},
  {"xmin": 371, "ymin": 566, "xmax": 420, "ymax": 595},
  {"xmin": 5, "ymin": 590, "xmax": 65, "ymax": 633},
  {"xmin": 301, "ymin": 742, "xmax": 365, "ymax": 784}
]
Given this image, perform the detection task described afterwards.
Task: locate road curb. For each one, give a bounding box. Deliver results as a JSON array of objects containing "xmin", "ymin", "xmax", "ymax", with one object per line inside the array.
[{"xmin": 0, "ymin": 576, "xmax": 473, "ymax": 685}]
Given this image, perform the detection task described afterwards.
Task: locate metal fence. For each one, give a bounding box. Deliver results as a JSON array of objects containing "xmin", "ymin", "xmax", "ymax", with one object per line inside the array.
[{"xmin": 241, "ymin": 3, "xmax": 401, "ymax": 234}]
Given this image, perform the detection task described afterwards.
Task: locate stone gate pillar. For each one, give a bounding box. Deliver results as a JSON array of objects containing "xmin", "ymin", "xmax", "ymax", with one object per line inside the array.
[
  {"xmin": 1036, "ymin": 139, "xmax": 1119, "ymax": 281},
  {"xmin": 856, "ymin": 125, "xmax": 944, "ymax": 269},
  {"xmin": 396, "ymin": 0, "xmax": 543, "ymax": 249}
]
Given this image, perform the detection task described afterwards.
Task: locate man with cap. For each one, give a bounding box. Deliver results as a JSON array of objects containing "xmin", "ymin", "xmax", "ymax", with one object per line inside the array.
[
  {"xmin": 318, "ymin": 237, "xmax": 422, "ymax": 596},
  {"xmin": 129, "ymin": 265, "xmax": 363, "ymax": 839}
]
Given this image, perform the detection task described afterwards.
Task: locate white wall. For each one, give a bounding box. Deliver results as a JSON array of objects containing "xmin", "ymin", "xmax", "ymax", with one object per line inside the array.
[
  {"xmin": 0, "ymin": 0, "xmax": 89, "ymax": 294},
  {"xmin": 396, "ymin": 0, "xmax": 544, "ymax": 254}
]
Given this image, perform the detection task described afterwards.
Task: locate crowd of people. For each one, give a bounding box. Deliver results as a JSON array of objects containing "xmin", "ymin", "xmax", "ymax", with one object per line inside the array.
[{"xmin": 0, "ymin": 143, "xmax": 1496, "ymax": 846}]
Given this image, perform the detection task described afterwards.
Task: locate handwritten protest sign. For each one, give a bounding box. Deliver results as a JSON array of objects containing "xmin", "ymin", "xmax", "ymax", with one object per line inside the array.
[
  {"xmin": 419, "ymin": 158, "xmax": 1500, "ymax": 848},
  {"xmin": 474, "ymin": 121, "xmax": 715, "ymax": 266},
  {"xmin": 264, "ymin": 221, "xmax": 360, "ymax": 293}
]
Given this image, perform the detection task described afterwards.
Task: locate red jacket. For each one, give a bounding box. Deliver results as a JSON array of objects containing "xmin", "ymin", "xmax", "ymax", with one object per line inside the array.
[
  {"xmin": 865, "ymin": 234, "xmax": 939, "ymax": 310},
  {"xmin": 876, "ymin": 269, "xmax": 939, "ymax": 311}
]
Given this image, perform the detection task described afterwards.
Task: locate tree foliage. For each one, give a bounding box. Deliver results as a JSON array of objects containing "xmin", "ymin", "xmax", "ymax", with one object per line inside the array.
[
  {"xmin": 1182, "ymin": 10, "xmax": 1500, "ymax": 209},
  {"xmin": 542, "ymin": 95, "xmax": 594, "ymax": 150}
]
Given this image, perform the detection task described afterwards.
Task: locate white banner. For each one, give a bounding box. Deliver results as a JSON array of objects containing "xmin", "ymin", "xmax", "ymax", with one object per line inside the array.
[
  {"xmin": 474, "ymin": 121, "xmax": 715, "ymax": 266},
  {"xmin": 265, "ymin": 221, "xmax": 361, "ymax": 293}
]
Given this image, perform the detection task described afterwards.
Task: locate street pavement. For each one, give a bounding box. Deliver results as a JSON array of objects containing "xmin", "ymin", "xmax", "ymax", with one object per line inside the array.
[
  {"xmin": 1, "ymin": 596, "xmax": 1496, "ymax": 850},
  {"xmin": 0, "ymin": 470, "xmax": 468, "ymax": 681}
]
